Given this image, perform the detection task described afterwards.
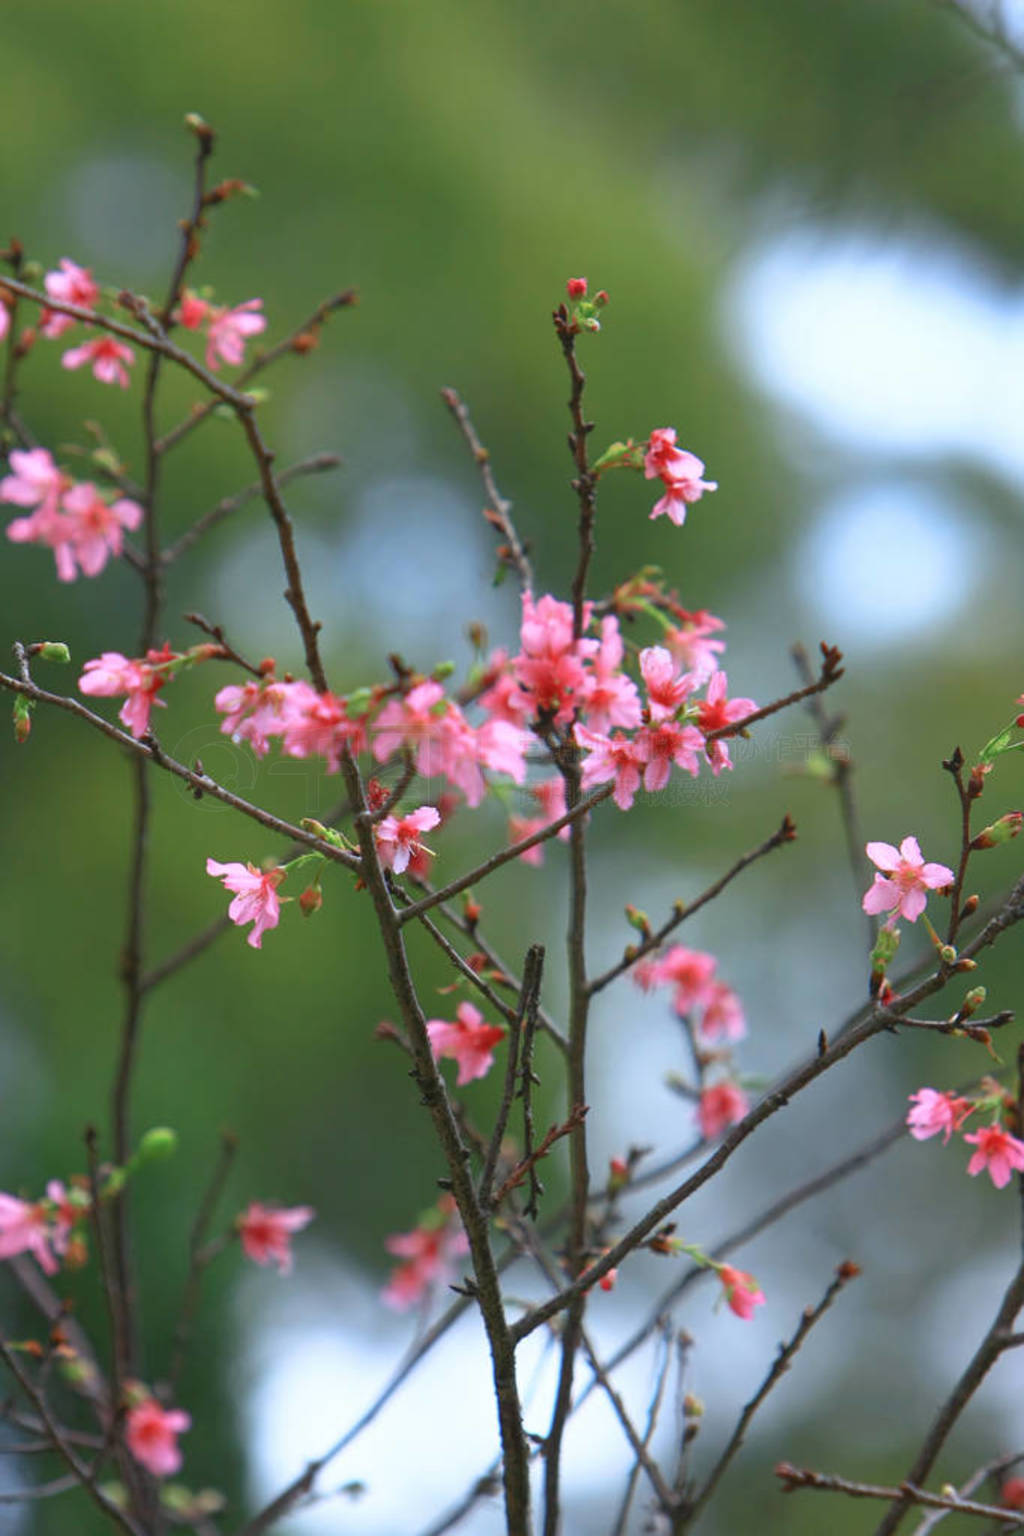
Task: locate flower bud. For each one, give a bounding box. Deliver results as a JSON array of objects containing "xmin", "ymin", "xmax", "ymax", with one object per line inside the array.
[
  {"xmin": 37, "ymin": 641, "xmax": 70, "ymax": 664},
  {"xmin": 608, "ymin": 1156, "xmax": 629, "ymax": 1192},
  {"xmin": 137, "ymin": 1126, "xmax": 178, "ymax": 1163},
  {"xmin": 13, "ymin": 695, "xmax": 32, "ymax": 743},
  {"xmin": 566, "ymin": 277, "xmax": 588, "ymax": 298},
  {"xmin": 970, "ymin": 811, "xmax": 1023, "ymax": 849},
  {"xmin": 961, "ymin": 985, "xmax": 987, "ymax": 1016},
  {"xmin": 299, "ymin": 884, "xmax": 322, "ymax": 917}
]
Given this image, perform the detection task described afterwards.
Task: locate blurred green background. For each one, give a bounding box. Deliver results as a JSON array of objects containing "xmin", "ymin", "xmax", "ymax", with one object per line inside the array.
[{"xmin": 2, "ymin": 1, "xmax": 1024, "ymax": 1532}]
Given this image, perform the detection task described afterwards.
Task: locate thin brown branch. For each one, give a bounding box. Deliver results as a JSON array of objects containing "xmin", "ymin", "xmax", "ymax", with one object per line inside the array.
[
  {"xmin": 871, "ymin": 1256, "xmax": 1024, "ymax": 1535},
  {"xmin": 703, "ymin": 641, "xmax": 845, "ymax": 743},
  {"xmin": 479, "ymin": 945, "xmax": 544, "ymax": 1207},
  {"xmin": 163, "ymin": 453, "xmax": 341, "ymax": 565},
  {"xmin": 609, "ymin": 1320, "xmax": 674, "ymax": 1536},
  {"xmin": 552, "ymin": 304, "xmax": 597, "ymax": 641},
  {"xmin": 441, "ymin": 386, "xmax": 533, "ymax": 593},
  {"xmin": 777, "ymin": 1462, "xmax": 1024, "ymax": 1525},
  {"xmin": 589, "ymin": 814, "xmax": 797, "ymax": 996},
  {"xmin": 681, "ymin": 1262, "xmax": 860, "ymax": 1528},
  {"xmin": 169, "ymin": 1131, "xmax": 238, "ymax": 1390},
  {"xmin": 0, "ymin": 669, "xmax": 361, "ymax": 870}
]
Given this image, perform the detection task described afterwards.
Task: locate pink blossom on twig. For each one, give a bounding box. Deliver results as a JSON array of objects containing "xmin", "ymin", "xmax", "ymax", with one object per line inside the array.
[
  {"xmin": 206, "ymin": 859, "xmax": 286, "ymax": 949},
  {"xmin": 906, "ymin": 1088, "xmax": 973, "ymax": 1144},
  {"xmin": 125, "ymin": 1396, "xmax": 191, "ymax": 1477},
  {"xmin": 426, "ymin": 1001, "xmax": 505, "ymax": 1085},
  {"xmin": 963, "ymin": 1122, "xmax": 1024, "ymax": 1189},
  {"xmin": 238, "ymin": 1202, "xmax": 315, "ymax": 1274},
  {"xmin": 61, "ymin": 336, "xmax": 134, "ymax": 388},
  {"xmin": 862, "ymin": 836, "xmax": 954, "ymax": 925}
]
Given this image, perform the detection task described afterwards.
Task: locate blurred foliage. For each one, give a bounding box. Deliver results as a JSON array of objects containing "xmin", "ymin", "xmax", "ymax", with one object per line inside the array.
[{"xmin": 1, "ymin": 2, "xmax": 1023, "ymax": 1533}]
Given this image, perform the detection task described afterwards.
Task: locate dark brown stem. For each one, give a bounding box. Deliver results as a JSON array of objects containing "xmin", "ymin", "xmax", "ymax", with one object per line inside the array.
[
  {"xmin": 778, "ymin": 1462, "xmax": 1024, "ymax": 1524},
  {"xmin": 943, "ymin": 747, "xmax": 974, "ymax": 946}
]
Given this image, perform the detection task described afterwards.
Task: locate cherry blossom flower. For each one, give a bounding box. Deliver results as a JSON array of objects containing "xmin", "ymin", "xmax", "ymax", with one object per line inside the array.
[
  {"xmin": 575, "ymin": 724, "xmax": 646, "ymax": 810},
  {"xmin": 582, "ymin": 617, "xmax": 641, "ymax": 732},
  {"xmin": 698, "ymin": 1081, "xmax": 749, "ymax": 1140},
  {"xmin": 238, "ymin": 1202, "xmax": 315, "ymax": 1274},
  {"xmin": 636, "ymin": 719, "xmax": 704, "ymax": 792},
  {"xmin": 426, "ymin": 1001, "xmax": 505, "ymax": 1085},
  {"xmin": 41, "ymin": 259, "xmax": 99, "ymax": 338},
  {"xmin": 643, "ymin": 429, "xmax": 717, "ymax": 526},
  {"xmin": 963, "ymin": 1122, "xmax": 1024, "ymax": 1189},
  {"xmin": 512, "ymin": 592, "xmax": 596, "ymax": 727},
  {"xmin": 639, "ymin": 645, "xmax": 693, "ymax": 721},
  {"xmin": 382, "ymin": 1195, "xmax": 469, "ymax": 1310},
  {"xmin": 862, "ymin": 837, "xmax": 954, "ymax": 925},
  {"xmin": 697, "ymin": 981, "xmax": 747, "ymax": 1043},
  {"xmin": 206, "ymin": 859, "xmax": 286, "ymax": 949},
  {"xmin": 61, "ymin": 482, "xmax": 142, "ymax": 578},
  {"xmin": 375, "ymin": 805, "xmax": 441, "ymax": 874},
  {"xmin": 1001, "ymin": 1478, "xmax": 1024, "ymax": 1511},
  {"xmin": 62, "ymin": 336, "xmax": 134, "ymax": 388},
  {"xmin": 1, "ymin": 449, "xmax": 78, "ymax": 578},
  {"xmin": 205, "ymin": 299, "xmax": 266, "ymax": 370},
  {"xmin": 695, "ymin": 672, "xmax": 757, "ymax": 775},
  {"xmin": 176, "ymin": 290, "xmax": 211, "ymax": 330},
  {"xmin": 664, "ymin": 610, "xmax": 726, "ymax": 683},
  {"xmin": 640, "ymin": 945, "xmax": 718, "ymax": 1017},
  {"xmin": 717, "ymin": 1264, "xmax": 765, "ymax": 1320},
  {"xmin": 0, "ymin": 1194, "xmax": 60, "ymax": 1274},
  {"xmin": 906, "ymin": 1087, "xmax": 974, "ymax": 1145},
  {"xmin": 278, "ymin": 681, "xmax": 367, "ymax": 772},
  {"xmin": 566, "ymin": 278, "xmax": 588, "ymax": 298},
  {"xmin": 125, "ymin": 1397, "xmax": 191, "ymax": 1477},
  {"xmin": 79, "ymin": 647, "xmax": 175, "ymax": 738}
]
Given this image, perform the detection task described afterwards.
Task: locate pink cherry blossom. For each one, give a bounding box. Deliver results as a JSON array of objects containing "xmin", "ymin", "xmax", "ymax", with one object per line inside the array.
[
  {"xmin": 512, "ymin": 592, "xmax": 596, "ymax": 727},
  {"xmin": 639, "ymin": 645, "xmax": 694, "ymax": 721},
  {"xmin": 376, "ymin": 805, "xmax": 441, "ymax": 874},
  {"xmin": 278, "ymin": 681, "xmax": 367, "ymax": 773},
  {"xmin": 41, "ymin": 259, "xmax": 99, "ymax": 338},
  {"xmin": 664, "ymin": 609, "xmax": 726, "ymax": 683},
  {"xmin": 963, "ymin": 1123, "xmax": 1024, "ymax": 1189},
  {"xmin": 696, "ymin": 672, "xmax": 757, "ymax": 775},
  {"xmin": 382, "ymin": 1196, "xmax": 470, "ymax": 1311},
  {"xmin": 0, "ymin": 448, "xmax": 67, "ymax": 510},
  {"xmin": 238, "ymin": 1202, "xmax": 315, "ymax": 1274},
  {"xmin": 206, "ymin": 859, "xmax": 286, "ymax": 949},
  {"xmin": 862, "ymin": 836, "xmax": 954, "ymax": 925},
  {"xmin": 176, "ymin": 290, "xmax": 211, "ymax": 330},
  {"xmin": 636, "ymin": 719, "xmax": 704, "ymax": 791},
  {"xmin": 575, "ymin": 724, "xmax": 646, "ymax": 810},
  {"xmin": 640, "ymin": 945, "xmax": 718, "ymax": 1017},
  {"xmin": 644, "ymin": 429, "xmax": 717, "ymax": 526},
  {"xmin": 426, "ymin": 1001, "xmax": 505, "ymax": 1085},
  {"xmin": 717, "ymin": 1264, "xmax": 765, "ymax": 1320},
  {"xmin": 0, "ymin": 1194, "xmax": 60, "ymax": 1274},
  {"xmin": 698, "ymin": 1081, "xmax": 749, "ymax": 1139},
  {"xmin": 906, "ymin": 1088, "xmax": 973, "ymax": 1145},
  {"xmin": 61, "ymin": 336, "xmax": 134, "ymax": 388},
  {"xmin": 61, "ymin": 482, "xmax": 142, "ymax": 578},
  {"xmin": 477, "ymin": 648, "xmax": 530, "ymax": 726},
  {"xmin": 125, "ymin": 1397, "xmax": 191, "ymax": 1477},
  {"xmin": 205, "ymin": 299, "xmax": 266, "ymax": 370},
  {"xmin": 79, "ymin": 647, "xmax": 175, "ymax": 738},
  {"xmin": 697, "ymin": 981, "xmax": 747, "ymax": 1043},
  {"xmin": 582, "ymin": 617, "xmax": 641, "ymax": 732}
]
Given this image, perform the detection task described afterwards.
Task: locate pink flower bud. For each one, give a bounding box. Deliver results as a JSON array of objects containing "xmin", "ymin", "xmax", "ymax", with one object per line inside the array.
[
  {"xmin": 970, "ymin": 811, "xmax": 1023, "ymax": 849},
  {"xmin": 566, "ymin": 277, "xmax": 588, "ymax": 298}
]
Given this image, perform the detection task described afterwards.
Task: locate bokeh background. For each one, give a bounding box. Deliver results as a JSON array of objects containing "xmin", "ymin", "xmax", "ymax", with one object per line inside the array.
[{"xmin": 2, "ymin": 2, "xmax": 1024, "ymax": 1531}]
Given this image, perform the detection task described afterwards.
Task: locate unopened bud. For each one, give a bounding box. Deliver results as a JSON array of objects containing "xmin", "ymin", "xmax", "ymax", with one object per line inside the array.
[
  {"xmin": 299, "ymin": 884, "xmax": 322, "ymax": 917},
  {"xmin": 184, "ymin": 112, "xmax": 215, "ymax": 150},
  {"xmin": 258, "ymin": 656, "xmax": 276, "ymax": 675},
  {"xmin": 37, "ymin": 641, "xmax": 70, "ymax": 665},
  {"xmin": 971, "ymin": 811, "xmax": 1023, "ymax": 849},
  {"xmin": 939, "ymin": 944, "xmax": 957, "ymax": 965},
  {"xmin": 968, "ymin": 762, "xmax": 991, "ymax": 798},
  {"xmin": 566, "ymin": 277, "xmax": 588, "ymax": 298},
  {"xmin": 624, "ymin": 903, "xmax": 650, "ymax": 935},
  {"xmin": 13, "ymin": 695, "xmax": 31, "ymax": 743},
  {"xmin": 961, "ymin": 985, "xmax": 987, "ymax": 1015},
  {"xmin": 462, "ymin": 893, "xmax": 481, "ymax": 926},
  {"xmin": 683, "ymin": 1393, "xmax": 704, "ymax": 1420},
  {"xmin": 138, "ymin": 1126, "xmax": 178, "ymax": 1163},
  {"xmin": 608, "ymin": 1156, "xmax": 629, "ymax": 1192},
  {"xmin": 960, "ymin": 893, "xmax": 979, "ymax": 917}
]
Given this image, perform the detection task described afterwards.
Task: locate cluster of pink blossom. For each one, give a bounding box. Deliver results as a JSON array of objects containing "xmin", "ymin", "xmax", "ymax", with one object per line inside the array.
[
  {"xmin": 635, "ymin": 945, "xmax": 749, "ymax": 1142},
  {"xmin": 374, "ymin": 804, "xmax": 441, "ymax": 875},
  {"xmin": 907, "ymin": 1088, "xmax": 1024, "ymax": 1189},
  {"xmin": 35, "ymin": 259, "xmax": 136, "ymax": 387},
  {"xmin": 381, "ymin": 1194, "xmax": 469, "ymax": 1310},
  {"xmin": 2, "ymin": 448, "xmax": 141, "ymax": 581},
  {"xmin": 716, "ymin": 1263, "xmax": 766, "ymax": 1320},
  {"xmin": 176, "ymin": 290, "xmax": 267, "ymax": 370},
  {"xmin": 862, "ymin": 836, "xmax": 954, "ymax": 926}
]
